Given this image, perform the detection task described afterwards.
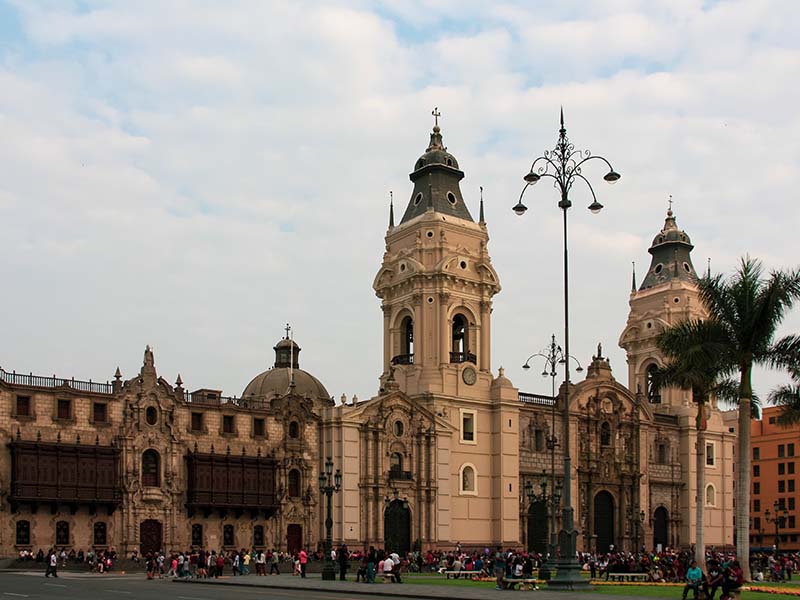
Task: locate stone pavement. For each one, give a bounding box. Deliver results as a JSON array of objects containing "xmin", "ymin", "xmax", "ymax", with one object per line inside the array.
[{"xmin": 175, "ymin": 574, "xmax": 618, "ymax": 600}]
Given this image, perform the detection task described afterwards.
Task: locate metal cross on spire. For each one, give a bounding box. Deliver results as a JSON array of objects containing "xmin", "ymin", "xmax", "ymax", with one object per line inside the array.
[
  {"xmin": 668, "ymin": 194, "xmax": 674, "ymax": 215},
  {"xmin": 432, "ymin": 107, "xmax": 441, "ymax": 128},
  {"xmin": 284, "ymin": 323, "xmax": 291, "ymax": 339}
]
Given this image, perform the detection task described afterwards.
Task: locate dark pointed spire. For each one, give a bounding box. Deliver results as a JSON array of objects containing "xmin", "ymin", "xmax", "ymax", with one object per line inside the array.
[
  {"xmin": 479, "ymin": 186, "xmax": 485, "ymax": 223},
  {"xmin": 707, "ymin": 257, "xmax": 711, "ymax": 278},
  {"xmin": 388, "ymin": 191, "xmax": 394, "ymax": 228},
  {"xmin": 631, "ymin": 261, "xmax": 637, "ymax": 292}
]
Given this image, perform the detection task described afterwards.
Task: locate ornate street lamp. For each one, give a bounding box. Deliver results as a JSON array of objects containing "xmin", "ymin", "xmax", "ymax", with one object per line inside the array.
[
  {"xmin": 319, "ymin": 457, "xmax": 342, "ymax": 581},
  {"xmin": 522, "ymin": 334, "xmax": 583, "ymax": 577},
  {"xmin": 525, "ymin": 470, "xmax": 563, "ymax": 580},
  {"xmin": 764, "ymin": 501, "xmax": 788, "ymax": 556},
  {"xmin": 513, "ymin": 109, "xmax": 620, "ymax": 590}
]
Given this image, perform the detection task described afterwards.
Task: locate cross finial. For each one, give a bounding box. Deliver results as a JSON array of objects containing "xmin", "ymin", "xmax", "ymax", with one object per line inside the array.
[
  {"xmin": 284, "ymin": 323, "xmax": 291, "ymax": 339},
  {"xmin": 668, "ymin": 194, "xmax": 674, "ymax": 216},
  {"xmin": 432, "ymin": 107, "xmax": 441, "ymax": 128}
]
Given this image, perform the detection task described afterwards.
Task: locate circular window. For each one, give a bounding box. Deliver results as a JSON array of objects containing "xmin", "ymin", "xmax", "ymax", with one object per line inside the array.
[
  {"xmin": 447, "ymin": 192, "xmax": 457, "ymax": 205},
  {"xmin": 683, "ymin": 262, "xmax": 691, "ymax": 273},
  {"xmin": 426, "ymin": 231, "xmax": 434, "ymax": 238},
  {"xmin": 393, "ymin": 421, "xmax": 404, "ymax": 437},
  {"xmin": 674, "ymin": 297, "xmax": 680, "ymax": 304},
  {"xmin": 427, "ymin": 297, "xmax": 434, "ymax": 304},
  {"xmin": 400, "ymin": 263, "xmax": 406, "ymax": 272},
  {"xmin": 413, "ymin": 192, "xmax": 423, "ymax": 206},
  {"xmin": 460, "ymin": 261, "xmax": 467, "ymax": 269},
  {"xmin": 654, "ymin": 264, "xmax": 663, "ymax": 274},
  {"xmin": 145, "ymin": 406, "xmax": 158, "ymax": 426},
  {"xmin": 646, "ymin": 322, "xmax": 652, "ymax": 329}
]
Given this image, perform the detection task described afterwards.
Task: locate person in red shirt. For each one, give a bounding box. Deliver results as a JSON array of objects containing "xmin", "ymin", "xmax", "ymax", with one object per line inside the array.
[{"xmin": 299, "ymin": 549, "xmax": 308, "ymax": 578}]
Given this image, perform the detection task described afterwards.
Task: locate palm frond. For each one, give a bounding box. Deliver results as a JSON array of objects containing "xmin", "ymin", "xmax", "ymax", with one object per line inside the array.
[
  {"xmin": 768, "ymin": 383, "xmax": 800, "ymax": 426},
  {"xmin": 768, "ymin": 335, "xmax": 800, "ymax": 377}
]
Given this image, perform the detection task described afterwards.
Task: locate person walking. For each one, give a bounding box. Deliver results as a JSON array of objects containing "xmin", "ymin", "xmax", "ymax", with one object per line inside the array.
[
  {"xmin": 45, "ymin": 550, "xmax": 58, "ymax": 578},
  {"xmin": 269, "ymin": 549, "xmax": 280, "ymax": 575},
  {"xmin": 299, "ymin": 549, "xmax": 308, "ymax": 578},
  {"xmin": 366, "ymin": 546, "xmax": 377, "ymax": 583}
]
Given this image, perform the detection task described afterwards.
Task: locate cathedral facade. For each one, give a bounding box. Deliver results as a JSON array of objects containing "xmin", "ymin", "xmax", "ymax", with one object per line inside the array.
[{"xmin": 0, "ymin": 122, "xmax": 735, "ymax": 557}]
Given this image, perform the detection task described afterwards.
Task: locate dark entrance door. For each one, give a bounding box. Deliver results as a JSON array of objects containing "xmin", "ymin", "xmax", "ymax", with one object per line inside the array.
[
  {"xmin": 593, "ymin": 491, "xmax": 615, "ymax": 553},
  {"xmin": 140, "ymin": 519, "xmax": 162, "ymax": 556},
  {"xmin": 653, "ymin": 507, "xmax": 669, "ymax": 550},
  {"xmin": 527, "ymin": 500, "xmax": 548, "ymax": 554},
  {"xmin": 286, "ymin": 524, "xmax": 302, "ymax": 554},
  {"xmin": 384, "ymin": 499, "xmax": 411, "ymax": 554}
]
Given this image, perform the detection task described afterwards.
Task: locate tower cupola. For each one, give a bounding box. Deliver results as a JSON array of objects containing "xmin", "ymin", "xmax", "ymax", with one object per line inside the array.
[
  {"xmin": 400, "ymin": 110, "xmax": 473, "ymax": 224},
  {"xmin": 639, "ymin": 206, "xmax": 698, "ymax": 290}
]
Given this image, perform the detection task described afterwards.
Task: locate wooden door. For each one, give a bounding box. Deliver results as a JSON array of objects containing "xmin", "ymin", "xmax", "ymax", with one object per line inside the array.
[
  {"xmin": 140, "ymin": 519, "xmax": 162, "ymax": 556},
  {"xmin": 286, "ymin": 524, "xmax": 302, "ymax": 554}
]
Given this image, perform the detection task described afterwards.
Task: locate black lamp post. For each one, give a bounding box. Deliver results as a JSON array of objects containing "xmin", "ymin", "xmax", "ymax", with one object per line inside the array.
[
  {"xmin": 525, "ymin": 470, "xmax": 563, "ymax": 580},
  {"xmin": 319, "ymin": 457, "xmax": 342, "ymax": 581},
  {"xmin": 513, "ymin": 109, "xmax": 620, "ymax": 590},
  {"xmin": 764, "ymin": 501, "xmax": 788, "ymax": 556},
  {"xmin": 523, "ymin": 334, "xmax": 583, "ymax": 577}
]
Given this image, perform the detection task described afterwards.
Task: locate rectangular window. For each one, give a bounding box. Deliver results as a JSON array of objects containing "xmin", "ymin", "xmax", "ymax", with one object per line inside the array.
[
  {"xmin": 789, "ymin": 480, "xmax": 795, "ymax": 492},
  {"xmin": 253, "ymin": 418, "xmax": 265, "ymax": 437},
  {"xmin": 779, "ymin": 480, "xmax": 786, "ymax": 493},
  {"xmin": 790, "ymin": 497, "xmax": 796, "ymax": 510},
  {"xmin": 790, "ymin": 516, "xmax": 797, "ymax": 529},
  {"xmin": 15, "ymin": 396, "xmax": 31, "ymax": 417},
  {"xmin": 789, "ymin": 463, "xmax": 796, "ymax": 475},
  {"xmin": 191, "ymin": 412, "xmax": 203, "ymax": 432},
  {"xmin": 754, "ymin": 516, "xmax": 761, "ymax": 530},
  {"xmin": 92, "ymin": 402, "xmax": 108, "ymax": 423},
  {"xmin": 706, "ymin": 443, "xmax": 715, "ymax": 466},
  {"xmin": 57, "ymin": 399, "xmax": 72, "ymax": 420},
  {"xmin": 460, "ymin": 410, "xmax": 476, "ymax": 443},
  {"xmin": 191, "ymin": 524, "xmax": 203, "ymax": 547},
  {"xmin": 753, "ymin": 482, "xmax": 760, "ymax": 495},
  {"xmin": 753, "ymin": 465, "xmax": 760, "ymax": 477},
  {"xmin": 222, "ymin": 415, "xmax": 235, "ymax": 434},
  {"xmin": 534, "ymin": 429, "xmax": 544, "ymax": 452},
  {"xmin": 789, "ymin": 443, "xmax": 796, "ymax": 457},
  {"xmin": 658, "ymin": 443, "xmax": 669, "ymax": 464},
  {"xmin": 779, "ymin": 463, "xmax": 786, "ymax": 475},
  {"xmin": 754, "ymin": 500, "xmax": 761, "ymax": 512},
  {"xmin": 779, "ymin": 444, "xmax": 785, "ymax": 458},
  {"xmin": 778, "ymin": 498, "xmax": 787, "ymax": 510},
  {"xmin": 753, "ymin": 447, "xmax": 760, "ymax": 460}
]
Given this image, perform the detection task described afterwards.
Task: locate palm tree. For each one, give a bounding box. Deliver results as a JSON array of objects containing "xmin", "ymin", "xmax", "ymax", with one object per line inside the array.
[
  {"xmin": 769, "ymin": 379, "xmax": 800, "ymax": 425},
  {"xmin": 654, "ymin": 257, "xmax": 800, "ymax": 580},
  {"xmin": 654, "ymin": 320, "xmax": 740, "ymax": 572}
]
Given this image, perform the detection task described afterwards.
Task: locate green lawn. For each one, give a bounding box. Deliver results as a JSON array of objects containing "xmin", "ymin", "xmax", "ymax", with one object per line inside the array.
[{"xmin": 401, "ymin": 573, "xmax": 799, "ymax": 600}]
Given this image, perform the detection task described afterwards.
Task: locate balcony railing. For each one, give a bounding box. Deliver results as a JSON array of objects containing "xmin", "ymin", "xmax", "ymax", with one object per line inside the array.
[
  {"xmin": 391, "ymin": 354, "xmax": 414, "ymax": 365},
  {"xmin": 0, "ymin": 367, "xmax": 113, "ymax": 395},
  {"xmin": 185, "ymin": 393, "xmax": 269, "ymax": 410},
  {"xmin": 389, "ymin": 468, "xmax": 413, "ymax": 481},
  {"xmin": 519, "ymin": 392, "xmax": 556, "ymax": 406},
  {"xmin": 449, "ymin": 352, "xmax": 476, "ymax": 364}
]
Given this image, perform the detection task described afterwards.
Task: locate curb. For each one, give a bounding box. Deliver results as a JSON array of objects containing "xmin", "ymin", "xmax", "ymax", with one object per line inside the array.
[{"xmin": 173, "ymin": 577, "xmax": 482, "ymax": 600}]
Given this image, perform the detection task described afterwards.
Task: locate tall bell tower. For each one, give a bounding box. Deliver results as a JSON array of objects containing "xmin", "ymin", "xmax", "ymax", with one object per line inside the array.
[
  {"xmin": 373, "ymin": 115, "xmax": 502, "ymax": 400},
  {"xmin": 619, "ymin": 205, "xmax": 706, "ymax": 409}
]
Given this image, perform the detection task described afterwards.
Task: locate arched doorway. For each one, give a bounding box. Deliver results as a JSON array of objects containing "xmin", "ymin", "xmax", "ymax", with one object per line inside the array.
[
  {"xmin": 527, "ymin": 500, "xmax": 548, "ymax": 554},
  {"xmin": 593, "ymin": 491, "xmax": 615, "ymax": 553},
  {"xmin": 140, "ymin": 520, "xmax": 162, "ymax": 556},
  {"xmin": 653, "ymin": 506, "xmax": 669, "ymax": 551},
  {"xmin": 384, "ymin": 499, "xmax": 411, "ymax": 554},
  {"xmin": 286, "ymin": 524, "xmax": 302, "ymax": 554}
]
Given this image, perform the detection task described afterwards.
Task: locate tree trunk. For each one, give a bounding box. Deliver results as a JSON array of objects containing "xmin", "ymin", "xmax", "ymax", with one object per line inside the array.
[
  {"xmin": 696, "ymin": 417, "xmax": 706, "ymax": 572},
  {"xmin": 736, "ymin": 364, "xmax": 753, "ymax": 581}
]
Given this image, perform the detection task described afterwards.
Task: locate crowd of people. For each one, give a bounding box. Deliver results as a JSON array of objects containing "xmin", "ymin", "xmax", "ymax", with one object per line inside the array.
[{"xmin": 19, "ymin": 547, "xmax": 118, "ymax": 577}]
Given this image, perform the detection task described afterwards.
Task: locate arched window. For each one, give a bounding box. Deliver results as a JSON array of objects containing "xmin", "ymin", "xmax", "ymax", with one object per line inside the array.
[
  {"xmin": 389, "ymin": 452, "xmax": 403, "ymax": 478},
  {"xmin": 452, "ymin": 314, "xmax": 468, "ymax": 354},
  {"xmin": 646, "ymin": 364, "xmax": 661, "ymax": 404},
  {"xmin": 56, "ymin": 521, "xmax": 70, "ymax": 546},
  {"xmin": 16, "ymin": 520, "xmax": 30, "ymax": 546},
  {"xmin": 460, "ymin": 464, "xmax": 476, "ymax": 494},
  {"xmin": 253, "ymin": 525, "xmax": 265, "ymax": 547},
  {"xmin": 288, "ymin": 469, "xmax": 301, "ymax": 498},
  {"xmin": 402, "ymin": 316, "xmax": 414, "ymax": 357},
  {"xmin": 288, "ymin": 421, "xmax": 300, "ymax": 439},
  {"xmin": 705, "ymin": 484, "xmax": 716, "ymax": 506},
  {"xmin": 600, "ymin": 422, "xmax": 612, "ymax": 446},
  {"xmin": 93, "ymin": 522, "xmax": 107, "ymax": 546},
  {"xmin": 191, "ymin": 524, "xmax": 203, "ymax": 547},
  {"xmin": 223, "ymin": 524, "xmax": 234, "ymax": 547},
  {"xmin": 142, "ymin": 449, "xmax": 160, "ymax": 487}
]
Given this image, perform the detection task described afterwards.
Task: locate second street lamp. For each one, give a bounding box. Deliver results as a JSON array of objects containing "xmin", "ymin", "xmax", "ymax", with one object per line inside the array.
[
  {"xmin": 764, "ymin": 502, "xmax": 788, "ymax": 556},
  {"xmin": 513, "ymin": 109, "xmax": 620, "ymax": 590},
  {"xmin": 319, "ymin": 457, "xmax": 342, "ymax": 581},
  {"xmin": 522, "ymin": 334, "xmax": 583, "ymax": 578}
]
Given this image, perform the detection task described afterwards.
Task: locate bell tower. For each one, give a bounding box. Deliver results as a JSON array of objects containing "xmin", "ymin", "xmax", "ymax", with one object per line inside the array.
[
  {"xmin": 373, "ymin": 115, "xmax": 502, "ymax": 400},
  {"xmin": 619, "ymin": 204, "xmax": 706, "ymax": 409}
]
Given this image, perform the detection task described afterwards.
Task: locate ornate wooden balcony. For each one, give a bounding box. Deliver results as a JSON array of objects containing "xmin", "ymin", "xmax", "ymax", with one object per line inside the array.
[{"xmin": 449, "ymin": 351, "xmax": 477, "ymax": 364}]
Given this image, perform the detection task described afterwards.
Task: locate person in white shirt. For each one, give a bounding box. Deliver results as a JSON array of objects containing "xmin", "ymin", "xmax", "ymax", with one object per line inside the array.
[{"xmin": 45, "ymin": 551, "xmax": 58, "ymax": 578}]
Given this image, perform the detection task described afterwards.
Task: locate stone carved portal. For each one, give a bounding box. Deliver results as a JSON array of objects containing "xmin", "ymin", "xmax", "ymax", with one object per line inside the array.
[
  {"xmin": 384, "ymin": 499, "xmax": 411, "ymax": 554},
  {"xmin": 593, "ymin": 491, "xmax": 615, "ymax": 553},
  {"xmin": 653, "ymin": 506, "xmax": 669, "ymax": 550},
  {"xmin": 140, "ymin": 519, "xmax": 162, "ymax": 556},
  {"xmin": 527, "ymin": 500, "xmax": 548, "ymax": 554}
]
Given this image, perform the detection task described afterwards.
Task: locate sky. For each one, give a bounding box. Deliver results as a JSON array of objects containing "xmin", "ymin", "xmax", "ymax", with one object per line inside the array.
[{"xmin": 1, "ymin": 0, "xmax": 799, "ymax": 406}]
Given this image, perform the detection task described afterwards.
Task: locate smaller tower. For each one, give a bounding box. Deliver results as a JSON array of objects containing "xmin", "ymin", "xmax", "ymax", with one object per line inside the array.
[{"xmin": 619, "ymin": 206, "xmax": 705, "ymax": 408}]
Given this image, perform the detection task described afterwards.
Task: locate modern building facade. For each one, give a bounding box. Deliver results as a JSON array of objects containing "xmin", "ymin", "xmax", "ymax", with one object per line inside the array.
[
  {"xmin": 749, "ymin": 406, "xmax": 799, "ymax": 553},
  {"xmin": 0, "ymin": 121, "xmax": 736, "ymax": 557}
]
